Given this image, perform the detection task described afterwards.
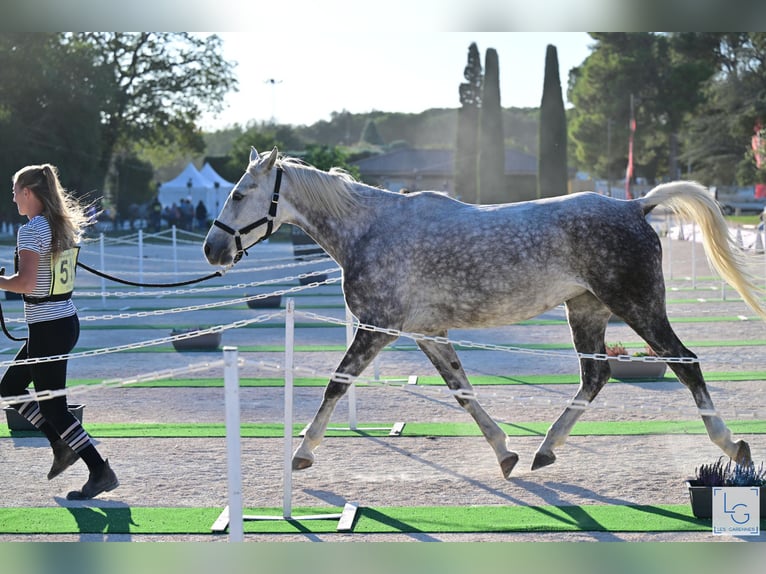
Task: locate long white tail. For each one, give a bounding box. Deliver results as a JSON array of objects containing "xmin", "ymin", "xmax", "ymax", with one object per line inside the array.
[{"xmin": 640, "ymin": 181, "xmax": 766, "ymax": 321}]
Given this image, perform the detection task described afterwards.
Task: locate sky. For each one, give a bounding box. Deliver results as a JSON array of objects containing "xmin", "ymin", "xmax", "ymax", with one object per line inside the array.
[{"xmin": 198, "ymin": 32, "xmax": 594, "ymax": 131}]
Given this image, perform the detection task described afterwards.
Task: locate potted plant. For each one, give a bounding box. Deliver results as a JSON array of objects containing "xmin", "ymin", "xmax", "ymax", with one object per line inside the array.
[
  {"xmin": 605, "ymin": 341, "xmax": 667, "ymax": 380},
  {"xmin": 170, "ymin": 327, "xmax": 222, "ymax": 351},
  {"xmin": 686, "ymin": 457, "xmax": 766, "ymax": 518},
  {"xmin": 245, "ymin": 292, "xmax": 283, "ymax": 309}
]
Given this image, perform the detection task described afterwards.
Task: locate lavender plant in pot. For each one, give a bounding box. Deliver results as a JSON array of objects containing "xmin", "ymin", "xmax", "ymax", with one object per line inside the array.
[{"xmin": 686, "ymin": 457, "xmax": 766, "ymax": 518}]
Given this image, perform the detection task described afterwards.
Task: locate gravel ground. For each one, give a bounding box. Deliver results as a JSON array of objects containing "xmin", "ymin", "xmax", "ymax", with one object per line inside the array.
[{"xmin": 1, "ymin": 233, "xmax": 765, "ymax": 542}]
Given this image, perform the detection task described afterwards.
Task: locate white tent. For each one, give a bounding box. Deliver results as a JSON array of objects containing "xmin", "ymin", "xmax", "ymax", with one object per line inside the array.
[
  {"xmin": 157, "ymin": 163, "xmax": 214, "ymax": 213},
  {"xmin": 199, "ymin": 162, "xmax": 235, "ymax": 216}
]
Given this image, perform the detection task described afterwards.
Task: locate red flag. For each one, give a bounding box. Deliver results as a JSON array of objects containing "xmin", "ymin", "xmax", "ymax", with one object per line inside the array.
[
  {"xmin": 625, "ymin": 117, "xmax": 636, "ymax": 200},
  {"xmin": 753, "ymin": 119, "xmax": 763, "ymax": 168},
  {"xmin": 754, "ymin": 120, "xmax": 766, "ymax": 198}
]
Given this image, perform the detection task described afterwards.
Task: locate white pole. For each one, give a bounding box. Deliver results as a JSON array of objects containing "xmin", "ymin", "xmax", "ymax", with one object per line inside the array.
[
  {"xmin": 283, "ymin": 299, "xmax": 295, "ymax": 518},
  {"xmin": 99, "ymin": 233, "xmax": 106, "ymax": 308},
  {"xmin": 172, "ymin": 225, "xmax": 178, "ymax": 281},
  {"xmin": 345, "ymin": 306, "xmax": 357, "ymax": 430},
  {"xmin": 762, "ymin": 228, "xmax": 766, "ymax": 288},
  {"xmin": 223, "ymin": 346, "xmax": 243, "ymax": 542},
  {"xmin": 138, "ymin": 228, "xmax": 144, "ymax": 293}
]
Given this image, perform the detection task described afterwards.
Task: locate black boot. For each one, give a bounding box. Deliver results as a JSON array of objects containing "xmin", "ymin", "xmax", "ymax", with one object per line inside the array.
[
  {"xmin": 66, "ymin": 459, "xmax": 119, "ymax": 500},
  {"xmin": 48, "ymin": 439, "xmax": 79, "ymax": 480}
]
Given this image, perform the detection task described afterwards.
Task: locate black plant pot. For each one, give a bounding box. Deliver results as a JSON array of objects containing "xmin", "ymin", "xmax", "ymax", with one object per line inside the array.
[
  {"xmin": 299, "ymin": 274, "xmax": 328, "ymax": 286},
  {"xmin": 170, "ymin": 328, "xmax": 222, "ymax": 351},
  {"xmin": 686, "ymin": 480, "xmax": 766, "ymax": 518},
  {"xmin": 246, "ymin": 294, "xmax": 283, "ymax": 309}
]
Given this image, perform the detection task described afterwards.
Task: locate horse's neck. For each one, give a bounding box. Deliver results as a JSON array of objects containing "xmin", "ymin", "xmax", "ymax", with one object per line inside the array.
[{"xmin": 284, "ymin": 185, "xmax": 378, "ymax": 266}]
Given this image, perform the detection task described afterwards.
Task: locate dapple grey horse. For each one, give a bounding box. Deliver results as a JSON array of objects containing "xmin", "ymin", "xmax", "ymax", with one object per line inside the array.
[{"xmin": 204, "ymin": 147, "xmax": 765, "ymax": 479}]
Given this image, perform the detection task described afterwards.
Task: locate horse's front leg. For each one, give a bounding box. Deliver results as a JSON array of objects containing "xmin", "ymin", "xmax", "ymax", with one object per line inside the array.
[
  {"xmin": 416, "ymin": 337, "xmax": 518, "ymax": 479},
  {"xmin": 292, "ymin": 328, "xmax": 398, "ymax": 470}
]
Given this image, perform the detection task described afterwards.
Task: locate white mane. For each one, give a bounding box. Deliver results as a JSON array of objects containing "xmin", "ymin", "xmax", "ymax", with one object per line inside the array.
[{"xmin": 277, "ymin": 156, "xmax": 363, "ymax": 219}]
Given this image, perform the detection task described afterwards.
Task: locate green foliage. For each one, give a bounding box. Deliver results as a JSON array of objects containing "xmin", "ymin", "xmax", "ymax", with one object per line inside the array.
[
  {"xmin": 223, "ymin": 122, "xmax": 306, "ymax": 178},
  {"xmin": 0, "ymin": 33, "xmax": 107, "ymax": 221},
  {"xmin": 681, "ymin": 33, "xmax": 766, "ymax": 186},
  {"xmin": 0, "ymin": 32, "xmax": 237, "ymax": 221},
  {"xmin": 478, "ymin": 48, "xmax": 506, "ymax": 202},
  {"xmin": 302, "ymin": 145, "xmax": 360, "ymax": 179},
  {"xmin": 569, "ymin": 33, "xmax": 718, "ymax": 182},
  {"xmin": 459, "ymin": 42, "xmax": 482, "ymax": 108},
  {"xmin": 455, "ymin": 42, "xmax": 483, "ymax": 203},
  {"xmin": 360, "ymin": 119, "xmax": 385, "ymax": 146},
  {"xmin": 538, "ymin": 44, "xmax": 568, "ymax": 198},
  {"xmin": 694, "ymin": 457, "xmax": 766, "ymax": 487}
]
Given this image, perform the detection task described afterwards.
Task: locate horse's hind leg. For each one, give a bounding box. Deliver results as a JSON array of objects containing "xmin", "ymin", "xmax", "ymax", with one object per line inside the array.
[
  {"xmin": 625, "ymin": 316, "xmax": 751, "ymax": 465},
  {"xmin": 292, "ymin": 329, "xmax": 398, "ymax": 470},
  {"xmin": 532, "ymin": 293, "xmax": 613, "ymax": 470},
  {"xmin": 416, "ymin": 337, "xmax": 519, "ymax": 479}
]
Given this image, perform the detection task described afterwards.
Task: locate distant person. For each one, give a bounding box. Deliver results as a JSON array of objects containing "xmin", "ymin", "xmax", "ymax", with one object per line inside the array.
[
  {"xmin": 150, "ymin": 197, "xmax": 162, "ymax": 232},
  {"xmin": 0, "ymin": 163, "xmax": 118, "ymax": 499},
  {"xmin": 195, "ymin": 200, "xmax": 208, "ymax": 230}
]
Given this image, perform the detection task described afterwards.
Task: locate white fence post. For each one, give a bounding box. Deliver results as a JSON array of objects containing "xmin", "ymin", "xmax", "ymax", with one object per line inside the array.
[
  {"xmin": 283, "ymin": 299, "xmax": 295, "ymax": 517},
  {"xmin": 345, "ymin": 306, "xmax": 357, "ymax": 430},
  {"xmin": 223, "ymin": 346, "xmax": 243, "ymax": 542}
]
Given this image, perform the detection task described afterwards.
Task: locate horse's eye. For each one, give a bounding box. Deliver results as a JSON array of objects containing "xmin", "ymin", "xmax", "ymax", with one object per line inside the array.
[{"xmin": 232, "ymin": 191, "xmax": 244, "ymax": 201}]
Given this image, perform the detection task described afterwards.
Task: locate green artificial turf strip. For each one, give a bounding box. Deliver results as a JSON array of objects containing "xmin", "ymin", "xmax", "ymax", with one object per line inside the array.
[
  {"xmin": 2, "ymin": 338, "xmax": 763, "ymax": 356},
  {"xmin": 0, "ymin": 504, "xmax": 747, "ymax": 534},
  {"xmin": 63, "ymin": 371, "xmax": 766, "ymax": 388},
  {"xmin": 4, "ymin": 419, "xmax": 766, "ymax": 439}
]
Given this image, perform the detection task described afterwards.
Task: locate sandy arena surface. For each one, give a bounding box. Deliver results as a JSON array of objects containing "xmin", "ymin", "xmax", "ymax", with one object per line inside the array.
[{"xmin": 1, "ymin": 229, "xmax": 765, "ymax": 542}]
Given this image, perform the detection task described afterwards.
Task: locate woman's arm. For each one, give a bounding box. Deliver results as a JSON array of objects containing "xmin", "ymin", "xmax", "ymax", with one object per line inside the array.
[{"xmin": 0, "ymin": 249, "xmax": 40, "ymax": 294}]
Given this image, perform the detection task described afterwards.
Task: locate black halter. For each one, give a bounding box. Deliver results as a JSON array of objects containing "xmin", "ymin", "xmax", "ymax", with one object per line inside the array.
[{"xmin": 212, "ymin": 167, "xmax": 283, "ymax": 264}]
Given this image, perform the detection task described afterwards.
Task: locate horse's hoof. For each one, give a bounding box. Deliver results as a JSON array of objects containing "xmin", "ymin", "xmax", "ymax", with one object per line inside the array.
[
  {"xmin": 292, "ymin": 456, "xmax": 314, "ymax": 470},
  {"xmin": 735, "ymin": 440, "xmax": 752, "ymax": 466},
  {"xmin": 531, "ymin": 451, "xmax": 556, "ymax": 470},
  {"xmin": 500, "ymin": 453, "xmax": 519, "ymax": 480}
]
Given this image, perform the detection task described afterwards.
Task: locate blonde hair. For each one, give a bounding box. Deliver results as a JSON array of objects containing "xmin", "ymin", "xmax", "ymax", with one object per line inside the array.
[{"xmin": 13, "ymin": 163, "xmax": 91, "ymax": 256}]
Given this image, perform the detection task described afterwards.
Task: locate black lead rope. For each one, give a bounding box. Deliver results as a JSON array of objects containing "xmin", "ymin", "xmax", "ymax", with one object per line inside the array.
[
  {"xmin": 0, "ymin": 304, "xmax": 27, "ymax": 341},
  {"xmin": 0, "ymin": 267, "xmax": 27, "ymax": 341},
  {"xmin": 75, "ymin": 261, "xmax": 223, "ymax": 288},
  {"xmin": 0, "ymin": 263, "xmax": 224, "ymax": 341}
]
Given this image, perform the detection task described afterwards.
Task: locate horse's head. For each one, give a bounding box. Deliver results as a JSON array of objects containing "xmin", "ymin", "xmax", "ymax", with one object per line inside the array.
[{"xmin": 203, "ymin": 146, "xmax": 284, "ymax": 267}]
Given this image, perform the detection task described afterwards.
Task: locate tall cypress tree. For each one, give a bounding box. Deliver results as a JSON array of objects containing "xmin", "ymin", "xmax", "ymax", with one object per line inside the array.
[
  {"xmin": 538, "ymin": 44, "xmax": 569, "ymax": 198},
  {"xmin": 455, "ymin": 42, "xmax": 482, "ymax": 203},
  {"xmin": 478, "ymin": 47, "xmax": 505, "ymax": 203}
]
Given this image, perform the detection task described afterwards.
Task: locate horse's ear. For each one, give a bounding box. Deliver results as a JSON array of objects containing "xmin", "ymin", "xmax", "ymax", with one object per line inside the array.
[
  {"xmin": 265, "ymin": 146, "xmax": 279, "ymax": 170},
  {"xmin": 249, "ymin": 147, "xmax": 260, "ymax": 164}
]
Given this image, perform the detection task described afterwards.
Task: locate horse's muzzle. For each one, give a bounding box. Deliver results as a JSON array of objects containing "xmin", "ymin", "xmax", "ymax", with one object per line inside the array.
[{"xmin": 203, "ymin": 240, "xmax": 233, "ymax": 267}]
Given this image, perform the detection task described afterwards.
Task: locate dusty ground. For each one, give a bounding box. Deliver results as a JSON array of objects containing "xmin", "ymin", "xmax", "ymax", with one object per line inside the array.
[{"xmin": 1, "ymin": 232, "xmax": 765, "ymax": 542}]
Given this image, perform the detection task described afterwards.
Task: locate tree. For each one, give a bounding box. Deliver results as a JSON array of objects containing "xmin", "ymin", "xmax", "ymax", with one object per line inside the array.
[
  {"xmin": 0, "ymin": 33, "xmax": 108, "ymax": 221},
  {"xmin": 72, "ymin": 32, "xmax": 238, "ymax": 208},
  {"xmin": 359, "ymin": 119, "xmax": 385, "ymax": 146},
  {"xmin": 302, "ymin": 144, "xmax": 360, "ymax": 178},
  {"xmin": 455, "ymin": 42, "xmax": 482, "ymax": 203},
  {"xmin": 681, "ymin": 33, "xmax": 766, "ymax": 187},
  {"xmin": 538, "ymin": 44, "xmax": 568, "ymax": 198},
  {"xmin": 224, "ymin": 122, "xmax": 305, "ymax": 177},
  {"xmin": 477, "ymin": 47, "xmax": 506, "ymax": 202},
  {"xmin": 569, "ymin": 33, "xmax": 717, "ymax": 185}
]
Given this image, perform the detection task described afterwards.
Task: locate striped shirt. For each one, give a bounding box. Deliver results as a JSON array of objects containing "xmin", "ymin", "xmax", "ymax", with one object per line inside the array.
[{"xmin": 17, "ymin": 215, "xmax": 77, "ymax": 324}]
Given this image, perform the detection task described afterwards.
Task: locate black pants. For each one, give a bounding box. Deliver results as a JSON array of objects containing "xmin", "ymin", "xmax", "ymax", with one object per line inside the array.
[{"xmin": 0, "ymin": 314, "xmax": 80, "ymax": 435}]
